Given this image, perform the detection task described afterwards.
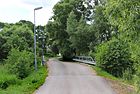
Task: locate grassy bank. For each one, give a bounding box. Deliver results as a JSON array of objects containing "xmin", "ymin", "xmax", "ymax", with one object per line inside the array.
[
  {"xmin": 92, "ymin": 66, "xmax": 135, "ymax": 84},
  {"xmin": 0, "ymin": 65, "xmax": 48, "ymax": 94},
  {"xmin": 92, "ymin": 66, "xmax": 135, "ymax": 94},
  {"xmin": 92, "ymin": 66, "xmax": 118, "ymax": 80}
]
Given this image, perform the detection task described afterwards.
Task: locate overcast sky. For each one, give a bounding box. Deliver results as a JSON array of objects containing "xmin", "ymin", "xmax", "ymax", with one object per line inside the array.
[{"xmin": 0, "ymin": 0, "xmax": 60, "ymax": 25}]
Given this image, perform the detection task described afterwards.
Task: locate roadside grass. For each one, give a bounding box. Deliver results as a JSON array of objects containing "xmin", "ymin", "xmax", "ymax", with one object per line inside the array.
[
  {"xmin": 0, "ymin": 65, "xmax": 20, "ymax": 89},
  {"xmin": 92, "ymin": 66, "xmax": 118, "ymax": 80},
  {"xmin": 0, "ymin": 64, "xmax": 48, "ymax": 94},
  {"xmin": 92, "ymin": 66, "xmax": 135, "ymax": 83},
  {"xmin": 92, "ymin": 66, "xmax": 136, "ymax": 94},
  {"xmin": 92, "ymin": 66, "xmax": 136, "ymax": 85}
]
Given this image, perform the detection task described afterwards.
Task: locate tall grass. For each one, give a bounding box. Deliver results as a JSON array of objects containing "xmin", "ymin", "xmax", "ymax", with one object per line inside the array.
[{"xmin": 0, "ymin": 65, "xmax": 48, "ymax": 94}]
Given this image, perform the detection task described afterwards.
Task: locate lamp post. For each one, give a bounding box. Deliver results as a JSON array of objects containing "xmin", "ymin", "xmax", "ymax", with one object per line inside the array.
[{"xmin": 34, "ymin": 7, "xmax": 43, "ymax": 71}]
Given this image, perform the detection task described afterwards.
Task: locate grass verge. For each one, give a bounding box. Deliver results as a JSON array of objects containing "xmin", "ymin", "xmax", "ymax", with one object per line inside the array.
[
  {"xmin": 91, "ymin": 66, "xmax": 135, "ymax": 94},
  {"xmin": 0, "ymin": 65, "xmax": 48, "ymax": 94},
  {"xmin": 92, "ymin": 66, "xmax": 118, "ymax": 80}
]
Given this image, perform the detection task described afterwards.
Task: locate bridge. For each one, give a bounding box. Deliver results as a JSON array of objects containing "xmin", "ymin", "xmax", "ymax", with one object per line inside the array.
[{"xmin": 73, "ymin": 56, "xmax": 96, "ymax": 65}]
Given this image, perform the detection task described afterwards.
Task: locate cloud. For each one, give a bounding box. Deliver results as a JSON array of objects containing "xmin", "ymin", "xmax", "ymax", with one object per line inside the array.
[
  {"xmin": 22, "ymin": 0, "xmax": 41, "ymax": 6},
  {"xmin": 0, "ymin": 0, "xmax": 60, "ymax": 25}
]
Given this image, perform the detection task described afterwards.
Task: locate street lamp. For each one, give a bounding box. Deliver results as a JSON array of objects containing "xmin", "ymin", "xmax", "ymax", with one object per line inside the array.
[{"xmin": 34, "ymin": 7, "xmax": 43, "ymax": 71}]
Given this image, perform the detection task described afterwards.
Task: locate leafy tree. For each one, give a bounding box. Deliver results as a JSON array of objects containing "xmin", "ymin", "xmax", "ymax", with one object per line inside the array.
[
  {"xmin": 46, "ymin": 21, "xmax": 60, "ymax": 54},
  {"xmin": 91, "ymin": 5, "xmax": 111, "ymax": 44},
  {"xmin": 0, "ymin": 34, "xmax": 7, "ymax": 60},
  {"xmin": 67, "ymin": 11, "xmax": 78, "ymax": 36},
  {"xmin": 0, "ymin": 22, "xmax": 34, "ymax": 60},
  {"xmin": 75, "ymin": 16, "xmax": 89, "ymax": 54},
  {"xmin": 16, "ymin": 20, "xmax": 34, "ymax": 31},
  {"xmin": 104, "ymin": 0, "xmax": 140, "ymax": 87},
  {"xmin": 0, "ymin": 22, "xmax": 5, "ymax": 29},
  {"xmin": 48, "ymin": 0, "xmax": 97, "ymax": 59},
  {"xmin": 66, "ymin": 11, "xmax": 78, "ymax": 55},
  {"xmin": 105, "ymin": 0, "xmax": 140, "ymax": 34}
]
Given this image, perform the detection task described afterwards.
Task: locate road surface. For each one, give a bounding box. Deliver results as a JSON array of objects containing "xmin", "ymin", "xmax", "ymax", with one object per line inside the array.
[{"xmin": 35, "ymin": 59, "xmax": 116, "ymax": 94}]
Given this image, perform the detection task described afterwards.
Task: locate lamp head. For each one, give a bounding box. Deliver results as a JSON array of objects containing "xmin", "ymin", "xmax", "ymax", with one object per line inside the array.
[{"xmin": 34, "ymin": 7, "xmax": 43, "ymax": 10}]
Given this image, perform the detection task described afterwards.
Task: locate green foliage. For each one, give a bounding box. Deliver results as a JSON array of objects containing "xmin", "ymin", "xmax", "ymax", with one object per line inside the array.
[
  {"xmin": 47, "ymin": 0, "xmax": 96, "ymax": 59},
  {"xmin": 0, "ymin": 66, "xmax": 48, "ymax": 94},
  {"xmin": 50, "ymin": 44, "xmax": 59, "ymax": 55},
  {"xmin": 129, "ymin": 41, "xmax": 140, "ymax": 93},
  {"xmin": 46, "ymin": 0, "xmax": 140, "ymax": 91},
  {"xmin": 5, "ymin": 49, "xmax": 34, "ymax": 79},
  {"xmin": 95, "ymin": 38, "xmax": 133, "ymax": 77},
  {"xmin": 67, "ymin": 16, "xmax": 94, "ymax": 55},
  {"xmin": 0, "ymin": 22, "xmax": 5, "ymax": 29},
  {"xmin": 134, "ymin": 68, "xmax": 140, "ymax": 94},
  {"xmin": 73, "ymin": 16, "xmax": 90, "ymax": 54},
  {"xmin": 123, "ymin": 68, "xmax": 134, "ymax": 81},
  {"xmin": 0, "ymin": 34, "xmax": 7, "ymax": 60},
  {"xmin": 92, "ymin": 5, "xmax": 111, "ymax": 43},
  {"xmin": 0, "ymin": 65, "xmax": 19, "ymax": 89},
  {"xmin": 0, "ymin": 23, "xmax": 33, "ymax": 60},
  {"xmin": 0, "ymin": 20, "xmax": 48, "ymax": 93},
  {"xmin": 92, "ymin": 66, "xmax": 117, "ymax": 80},
  {"xmin": 67, "ymin": 11, "xmax": 78, "ymax": 35},
  {"xmin": 105, "ymin": 0, "xmax": 140, "ymax": 33},
  {"xmin": 103, "ymin": 0, "xmax": 140, "ymax": 91}
]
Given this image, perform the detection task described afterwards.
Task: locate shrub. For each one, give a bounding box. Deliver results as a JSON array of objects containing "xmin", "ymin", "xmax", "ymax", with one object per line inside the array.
[
  {"xmin": 0, "ymin": 65, "xmax": 20, "ymax": 89},
  {"xmin": 95, "ymin": 38, "xmax": 133, "ymax": 77},
  {"xmin": 129, "ymin": 41, "xmax": 140, "ymax": 93},
  {"xmin": 0, "ymin": 66, "xmax": 48, "ymax": 94},
  {"xmin": 5, "ymin": 48, "xmax": 34, "ymax": 79}
]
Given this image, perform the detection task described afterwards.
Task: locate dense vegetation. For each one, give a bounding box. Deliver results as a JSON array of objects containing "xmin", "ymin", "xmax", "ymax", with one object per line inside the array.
[
  {"xmin": 0, "ymin": 20, "xmax": 48, "ymax": 93},
  {"xmin": 46, "ymin": 0, "xmax": 140, "ymax": 93},
  {"xmin": 0, "ymin": 0, "xmax": 140, "ymax": 93}
]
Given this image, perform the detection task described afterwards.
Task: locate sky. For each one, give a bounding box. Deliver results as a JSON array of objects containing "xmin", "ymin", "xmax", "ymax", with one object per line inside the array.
[{"xmin": 0, "ymin": 0, "xmax": 60, "ymax": 25}]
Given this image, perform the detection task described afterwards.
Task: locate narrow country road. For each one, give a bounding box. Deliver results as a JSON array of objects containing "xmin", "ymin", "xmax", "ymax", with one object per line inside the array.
[{"xmin": 35, "ymin": 59, "xmax": 116, "ymax": 94}]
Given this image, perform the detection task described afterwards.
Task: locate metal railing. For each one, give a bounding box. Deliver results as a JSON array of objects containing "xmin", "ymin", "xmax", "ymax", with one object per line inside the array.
[{"xmin": 73, "ymin": 56, "xmax": 96, "ymax": 65}]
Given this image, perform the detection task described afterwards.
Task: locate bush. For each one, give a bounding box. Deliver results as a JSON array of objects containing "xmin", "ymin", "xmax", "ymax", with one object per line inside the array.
[
  {"xmin": 0, "ymin": 66, "xmax": 48, "ymax": 94},
  {"xmin": 95, "ymin": 38, "xmax": 133, "ymax": 77},
  {"xmin": 129, "ymin": 41, "xmax": 140, "ymax": 93},
  {"xmin": 5, "ymin": 48, "xmax": 34, "ymax": 79},
  {"xmin": 0, "ymin": 65, "xmax": 20, "ymax": 89}
]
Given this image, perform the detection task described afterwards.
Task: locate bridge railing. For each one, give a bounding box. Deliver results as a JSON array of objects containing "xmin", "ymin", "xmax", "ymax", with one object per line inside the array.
[{"xmin": 73, "ymin": 56, "xmax": 96, "ymax": 65}]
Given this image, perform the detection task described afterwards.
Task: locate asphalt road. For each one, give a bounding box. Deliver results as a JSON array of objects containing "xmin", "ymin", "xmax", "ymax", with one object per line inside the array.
[{"xmin": 35, "ymin": 59, "xmax": 116, "ymax": 94}]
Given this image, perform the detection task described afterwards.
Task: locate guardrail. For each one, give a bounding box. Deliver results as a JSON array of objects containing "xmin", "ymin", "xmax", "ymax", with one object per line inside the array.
[{"xmin": 73, "ymin": 56, "xmax": 96, "ymax": 65}]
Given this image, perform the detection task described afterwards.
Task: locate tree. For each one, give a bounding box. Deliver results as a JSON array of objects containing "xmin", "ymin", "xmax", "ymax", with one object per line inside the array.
[
  {"xmin": 91, "ymin": 5, "xmax": 111, "ymax": 44},
  {"xmin": 49, "ymin": 0, "xmax": 83, "ymax": 59},
  {"xmin": 0, "ymin": 22, "xmax": 5, "ymax": 29},
  {"xmin": 66, "ymin": 11, "xmax": 78, "ymax": 55},
  {"xmin": 0, "ymin": 34, "xmax": 7, "ymax": 60},
  {"xmin": 48, "ymin": 0, "xmax": 97, "ymax": 59},
  {"xmin": 0, "ymin": 22, "xmax": 34, "ymax": 60},
  {"xmin": 105, "ymin": 0, "xmax": 140, "ymax": 34},
  {"xmin": 72, "ymin": 16, "xmax": 93, "ymax": 55}
]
